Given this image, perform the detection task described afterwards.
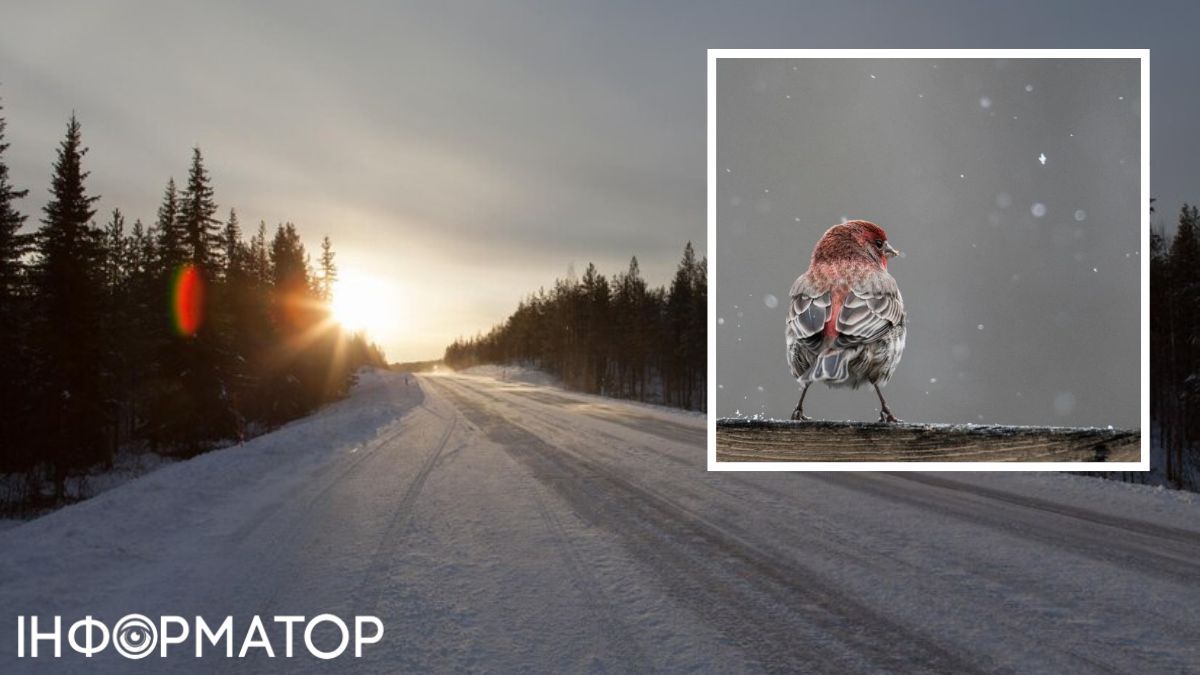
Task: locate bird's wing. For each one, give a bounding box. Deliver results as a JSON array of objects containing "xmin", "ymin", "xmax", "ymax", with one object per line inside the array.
[
  {"xmin": 835, "ymin": 273, "xmax": 905, "ymax": 346},
  {"xmin": 787, "ymin": 274, "xmax": 832, "ymax": 340}
]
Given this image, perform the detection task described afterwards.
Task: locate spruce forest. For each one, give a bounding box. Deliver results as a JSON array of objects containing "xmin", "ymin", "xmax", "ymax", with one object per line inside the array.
[
  {"xmin": 0, "ymin": 104, "xmax": 384, "ymax": 510},
  {"xmin": 1150, "ymin": 199, "xmax": 1200, "ymax": 490},
  {"xmin": 443, "ymin": 246, "xmax": 707, "ymax": 411}
]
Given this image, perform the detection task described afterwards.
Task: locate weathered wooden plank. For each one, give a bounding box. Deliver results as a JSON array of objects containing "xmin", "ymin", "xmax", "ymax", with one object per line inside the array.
[{"xmin": 716, "ymin": 419, "xmax": 1140, "ymax": 462}]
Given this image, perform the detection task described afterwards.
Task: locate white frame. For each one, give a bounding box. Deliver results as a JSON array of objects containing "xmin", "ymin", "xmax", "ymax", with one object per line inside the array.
[{"xmin": 707, "ymin": 48, "xmax": 1150, "ymax": 472}]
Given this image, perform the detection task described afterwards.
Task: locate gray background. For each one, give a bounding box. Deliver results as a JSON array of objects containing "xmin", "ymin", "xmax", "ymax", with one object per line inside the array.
[{"xmin": 716, "ymin": 58, "xmax": 1140, "ymax": 427}]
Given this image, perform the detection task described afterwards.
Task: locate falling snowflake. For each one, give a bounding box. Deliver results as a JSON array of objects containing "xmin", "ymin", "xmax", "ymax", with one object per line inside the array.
[
  {"xmin": 1038, "ymin": 153, "xmax": 1047, "ymax": 165},
  {"xmin": 977, "ymin": 324, "xmax": 984, "ymax": 330},
  {"xmin": 763, "ymin": 294, "xmax": 779, "ymax": 309},
  {"xmin": 1054, "ymin": 392, "xmax": 1076, "ymax": 416},
  {"xmin": 1031, "ymin": 203, "xmax": 1047, "ymax": 218},
  {"xmin": 717, "ymin": 317, "xmax": 725, "ymax": 325},
  {"xmin": 1025, "ymin": 84, "xmax": 1034, "ymax": 92},
  {"xmin": 979, "ymin": 96, "xmax": 991, "ymax": 109},
  {"xmin": 1074, "ymin": 209, "xmax": 1087, "ymax": 222}
]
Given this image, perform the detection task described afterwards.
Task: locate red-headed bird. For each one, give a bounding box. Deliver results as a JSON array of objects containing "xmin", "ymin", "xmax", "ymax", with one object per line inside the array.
[{"xmin": 786, "ymin": 220, "xmax": 906, "ymax": 422}]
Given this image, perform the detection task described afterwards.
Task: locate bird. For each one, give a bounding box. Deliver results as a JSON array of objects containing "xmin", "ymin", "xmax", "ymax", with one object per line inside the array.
[{"xmin": 786, "ymin": 220, "xmax": 906, "ymax": 423}]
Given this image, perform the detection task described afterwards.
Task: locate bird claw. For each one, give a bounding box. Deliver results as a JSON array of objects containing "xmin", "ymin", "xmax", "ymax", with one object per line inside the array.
[
  {"xmin": 791, "ymin": 409, "xmax": 812, "ymax": 422},
  {"xmin": 878, "ymin": 410, "xmax": 901, "ymax": 424}
]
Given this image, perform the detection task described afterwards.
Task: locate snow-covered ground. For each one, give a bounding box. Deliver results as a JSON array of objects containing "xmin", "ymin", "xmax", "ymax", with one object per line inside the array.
[
  {"xmin": 1, "ymin": 445, "xmax": 180, "ymax": 518},
  {"xmin": 2, "ymin": 369, "xmax": 1199, "ymax": 672}
]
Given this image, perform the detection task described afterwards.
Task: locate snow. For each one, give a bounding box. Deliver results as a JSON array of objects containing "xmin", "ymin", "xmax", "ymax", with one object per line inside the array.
[
  {"xmin": 762, "ymin": 294, "xmax": 778, "ymax": 309},
  {"xmin": 1074, "ymin": 209, "xmax": 1087, "ymax": 222},
  {"xmin": 1038, "ymin": 152, "xmax": 1047, "ymax": 165},
  {"xmin": 1054, "ymin": 392, "xmax": 1077, "ymax": 416},
  {"xmin": 2, "ymin": 370, "xmax": 1199, "ymax": 671},
  {"xmin": 455, "ymin": 363, "xmax": 560, "ymax": 388},
  {"xmin": 1031, "ymin": 202, "xmax": 1047, "ymax": 218}
]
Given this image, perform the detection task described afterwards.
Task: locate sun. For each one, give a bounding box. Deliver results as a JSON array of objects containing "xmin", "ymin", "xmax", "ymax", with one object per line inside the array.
[{"xmin": 331, "ymin": 272, "xmax": 394, "ymax": 336}]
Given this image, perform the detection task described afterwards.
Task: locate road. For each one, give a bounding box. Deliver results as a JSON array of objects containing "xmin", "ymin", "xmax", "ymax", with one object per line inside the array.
[{"xmin": 2, "ymin": 370, "xmax": 1199, "ymax": 673}]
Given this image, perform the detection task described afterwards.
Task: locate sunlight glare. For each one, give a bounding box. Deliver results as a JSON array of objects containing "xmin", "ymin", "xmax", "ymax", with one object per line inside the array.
[{"xmin": 331, "ymin": 272, "xmax": 397, "ymax": 338}]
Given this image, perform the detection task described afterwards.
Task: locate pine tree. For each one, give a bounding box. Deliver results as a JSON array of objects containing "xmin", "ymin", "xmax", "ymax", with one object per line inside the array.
[
  {"xmin": 0, "ymin": 95, "xmax": 32, "ymax": 472},
  {"xmin": 155, "ymin": 177, "xmax": 184, "ymax": 275},
  {"xmin": 127, "ymin": 218, "xmax": 152, "ymax": 279},
  {"xmin": 667, "ymin": 242, "xmax": 700, "ymax": 408},
  {"xmin": 318, "ymin": 235, "xmax": 337, "ymax": 303},
  {"xmin": 122, "ymin": 217, "xmax": 159, "ymax": 442},
  {"xmin": 222, "ymin": 207, "xmax": 243, "ymax": 280},
  {"xmin": 146, "ymin": 149, "xmax": 238, "ymax": 454},
  {"xmin": 29, "ymin": 114, "xmax": 107, "ymax": 497},
  {"xmin": 178, "ymin": 147, "xmax": 221, "ymax": 271},
  {"xmin": 0, "ymin": 96, "xmax": 29, "ymax": 305},
  {"xmin": 102, "ymin": 208, "xmax": 128, "ymax": 294},
  {"xmin": 265, "ymin": 222, "xmax": 317, "ymax": 422},
  {"xmin": 612, "ymin": 256, "xmax": 649, "ymax": 399},
  {"xmin": 249, "ymin": 220, "xmax": 270, "ymax": 287}
]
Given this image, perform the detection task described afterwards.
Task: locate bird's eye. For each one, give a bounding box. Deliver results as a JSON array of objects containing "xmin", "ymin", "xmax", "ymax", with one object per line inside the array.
[{"xmin": 874, "ymin": 239, "xmax": 883, "ymax": 248}]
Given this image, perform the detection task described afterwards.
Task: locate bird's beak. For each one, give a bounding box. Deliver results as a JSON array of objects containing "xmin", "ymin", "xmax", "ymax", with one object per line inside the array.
[{"xmin": 883, "ymin": 241, "xmax": 901, "ymax": 258}]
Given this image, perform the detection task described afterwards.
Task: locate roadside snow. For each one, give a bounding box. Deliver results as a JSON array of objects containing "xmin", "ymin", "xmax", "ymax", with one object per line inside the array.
[{"xmin": 0, "ymin": 368, "xmax": 421, "ymax": 613}]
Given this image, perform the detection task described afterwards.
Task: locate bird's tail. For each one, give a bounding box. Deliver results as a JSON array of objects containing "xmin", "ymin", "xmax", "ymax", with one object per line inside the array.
[{"xmin": 805, "ymin": 347, "xmax": 851, "ymax": 383}]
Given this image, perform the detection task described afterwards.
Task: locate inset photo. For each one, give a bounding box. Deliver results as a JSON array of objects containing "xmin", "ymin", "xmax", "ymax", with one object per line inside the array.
[{"xmin": 708, "ymin": 50, "xmax": 1148, "ymax": 469}]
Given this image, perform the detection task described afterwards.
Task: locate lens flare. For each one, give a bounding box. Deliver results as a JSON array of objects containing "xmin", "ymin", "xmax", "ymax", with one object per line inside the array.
[{"xmin": 172, "ymin": 264, "xmax": 205, "ymax": 336}]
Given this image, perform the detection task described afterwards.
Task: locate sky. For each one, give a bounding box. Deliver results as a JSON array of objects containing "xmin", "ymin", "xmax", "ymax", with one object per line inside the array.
[
  {"xmin": 1, "ymin": 0, "xmax": 1197, "ymax": 364},
  {"xmin": 716, "ymin": 58, "xmax": 1140, "ymax": 427}
]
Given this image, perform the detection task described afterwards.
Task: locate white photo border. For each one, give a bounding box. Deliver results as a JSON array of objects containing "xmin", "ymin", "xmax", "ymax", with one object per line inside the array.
[{"xmin": 707, "ymin": 48, "xmax": 1150, "ymax": 472}]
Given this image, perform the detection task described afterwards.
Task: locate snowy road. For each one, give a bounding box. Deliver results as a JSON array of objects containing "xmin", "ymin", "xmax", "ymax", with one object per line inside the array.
[{"xmin": 2, "ymin": 370, "xmax": 1200, "ymax": 673}]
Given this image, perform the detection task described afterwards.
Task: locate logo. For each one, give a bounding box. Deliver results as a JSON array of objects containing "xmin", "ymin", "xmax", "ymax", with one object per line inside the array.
[
  {"xmin": 17, "ymin": 614, "xmax": 383, "ymax": 659},
  {"xmin": 112, "ymin": 614, "xmax": 156, "ymax": 659}
]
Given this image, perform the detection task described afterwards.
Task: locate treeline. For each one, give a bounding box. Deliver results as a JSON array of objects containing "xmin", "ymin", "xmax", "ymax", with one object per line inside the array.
[
  {"xmin": 444, "ymin": 245, "xmax": 706, "ymax": 410},
  {"xmin": 0, "ymin": 103, "xmax": 384, "ymax": 505},
  {"xmin": 1150, "ymin": 199, "xmax": 1200, "ymax": 490}
]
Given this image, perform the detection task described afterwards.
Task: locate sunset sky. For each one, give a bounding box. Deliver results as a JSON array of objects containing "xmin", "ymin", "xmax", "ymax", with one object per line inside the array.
[
  {"xmin": 0, "ymin": 2, "xmax": 706, "ymax": 361},
  {"xmin": 3, "ymin": 0, "xmax": 1197, "ymax": 361}
]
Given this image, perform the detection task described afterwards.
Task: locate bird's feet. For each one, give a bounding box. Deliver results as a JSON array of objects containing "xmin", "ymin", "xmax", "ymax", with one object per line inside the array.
[
  {"xmin": 878, "ymin": 409, "xmax": 901, "ymax": 424},
  {"xmin": 791, "ymin": 408, "xmax": 812, "ymax": 421}
]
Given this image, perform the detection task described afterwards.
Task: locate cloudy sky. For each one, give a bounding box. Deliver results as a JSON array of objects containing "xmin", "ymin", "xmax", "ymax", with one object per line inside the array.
[{"xmin": 1, "ymin": 0, "xmax": 1196, "ymax": 363}]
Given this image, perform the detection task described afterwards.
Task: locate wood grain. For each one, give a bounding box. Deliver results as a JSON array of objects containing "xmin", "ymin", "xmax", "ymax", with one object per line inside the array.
[{"xmin": 716, "ymin": 419, "xmax": 1140, "ymax": 463}]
